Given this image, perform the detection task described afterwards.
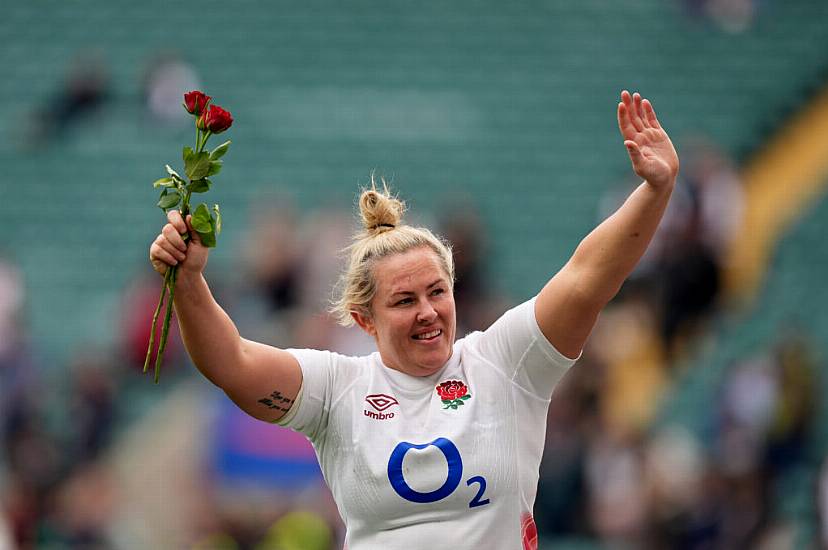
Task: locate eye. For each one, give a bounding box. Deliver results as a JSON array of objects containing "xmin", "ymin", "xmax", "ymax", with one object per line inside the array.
[
  {"xmin": 431, "ymin": 287, "xmax": 445, "ymax": 296},
  {"xmin": 395, "ymin": 297, "xmax": 414, "ymax": 306}
]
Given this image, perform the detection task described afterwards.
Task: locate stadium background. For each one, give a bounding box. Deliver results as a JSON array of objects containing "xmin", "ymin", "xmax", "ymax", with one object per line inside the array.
[{"xmin": 1, "ymin": 0, "xmax": 828, "ymax": 548}]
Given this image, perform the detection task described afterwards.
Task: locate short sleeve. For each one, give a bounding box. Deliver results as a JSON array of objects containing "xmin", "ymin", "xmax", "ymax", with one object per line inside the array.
[
  {"xmin": 275, "ymin": 348, "xmax": 336, "ymax": 442},
  {"xmin": 469, "ymin": 297, "xmax": 578, "ymax": 398}
]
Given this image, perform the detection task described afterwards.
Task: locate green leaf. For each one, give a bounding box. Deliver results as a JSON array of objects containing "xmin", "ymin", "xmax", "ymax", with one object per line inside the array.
[
  {"xmin": 157, "ymin": 190, "xmax": 181, "ymax": 210},
  {"xmin": 460, "ymin": 395, "xmax": 471, "ymax": 400},
  {"xmin": 185, "ymin": 151, "xmax": 211, "ymax": 181},
  {"xmin": 213, "ymin": 204, "xmax": 222, "ymax": 235},
  {"xmin": 451, "ymin": 404, "xmax": 458, "ymax": 410},
  {"xmin": 182, "ymin": 146, "xmax": 195, "ymax": 165},
  {"xmin": 441, "ymin": 399, "xmax": 452, "ymax": 404},
  {"xmin": 199, "ymin": 229, "xmax": 217, "ymax": 248},
  {"xmin": 187, "ymin": 178, "xmax": 211, "ymax": 193},
  {"xmin": 153, "ymin": 177, "xmax": 174, "ymax": 188},
  {"xmin": 210, "ymin": 140, "xmax": 231, "ymax": 160},
  {"xmin": 456, "ymin": 400, "xmax": 465, "ymax": 406},
  {"xmin": 191, "ymin": 203, "xmax": 212, "ymax": 233},
  {"xmin": 206, "ymin": 160, "xmax": 222, "ymax": 177}
]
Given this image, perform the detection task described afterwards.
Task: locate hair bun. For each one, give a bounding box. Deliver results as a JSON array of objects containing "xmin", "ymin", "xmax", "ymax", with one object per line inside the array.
[{"xmin": 359, "ymin": 177, "xmax": 405, "ymax": 235}]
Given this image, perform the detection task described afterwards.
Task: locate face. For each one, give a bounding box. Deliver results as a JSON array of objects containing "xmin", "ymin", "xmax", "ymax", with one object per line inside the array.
[{"xmin": 352, "ymin": 246, "xmax": 456, "ymax": 377}]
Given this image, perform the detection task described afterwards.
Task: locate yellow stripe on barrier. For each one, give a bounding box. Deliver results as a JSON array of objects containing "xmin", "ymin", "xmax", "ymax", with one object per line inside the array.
[{"xmin": 725, "ymin": 86, "xmax": 828, "ymax": 304}]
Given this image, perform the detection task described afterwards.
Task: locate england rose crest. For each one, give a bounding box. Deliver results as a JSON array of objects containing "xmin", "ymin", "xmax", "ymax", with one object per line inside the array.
[{"xmin": 436, "ymin": 380, "xmax": 471, "ymax": 410}]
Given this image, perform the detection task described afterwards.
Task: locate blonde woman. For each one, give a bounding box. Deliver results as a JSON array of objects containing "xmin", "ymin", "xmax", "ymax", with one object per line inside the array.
[{"xmin": 149, "ymin": 90, "xmax": 679, "ymax": 549}]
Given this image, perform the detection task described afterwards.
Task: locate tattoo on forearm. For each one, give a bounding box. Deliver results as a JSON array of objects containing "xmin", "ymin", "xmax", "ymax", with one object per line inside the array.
[{"xmin": 257, "ymin": 390, "xmax": 295, "ymax": 413}]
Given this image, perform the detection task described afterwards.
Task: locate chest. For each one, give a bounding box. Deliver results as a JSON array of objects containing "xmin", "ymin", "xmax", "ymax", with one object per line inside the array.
[{"xmin": 319, "ymin": 366, "xmax": 522, "ymax": 532}]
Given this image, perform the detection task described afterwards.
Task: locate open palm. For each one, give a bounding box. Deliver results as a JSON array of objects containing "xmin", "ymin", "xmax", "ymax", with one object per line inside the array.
[{"xmin": 617, "ymin": 90, "xmax": 679, "ymax": 188}]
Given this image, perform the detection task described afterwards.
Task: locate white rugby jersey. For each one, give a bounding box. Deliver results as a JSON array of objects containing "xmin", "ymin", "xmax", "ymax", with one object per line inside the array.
[{"xmin": 279, "ymin": 298, "xmax": 576, "ymax": 550}]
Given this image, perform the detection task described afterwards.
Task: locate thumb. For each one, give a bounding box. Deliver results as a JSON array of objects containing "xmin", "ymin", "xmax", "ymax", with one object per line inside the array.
[
  {"xmin": 625, "ymin": 140, "xmax": 646, "ymax": 169},
  {"xmin": 625, "ymin": 140, "xmax": 643, "ymax": 160},
  {"xmin": 185, "ymin": 215, "xmax": 203, "ymax": 245}
]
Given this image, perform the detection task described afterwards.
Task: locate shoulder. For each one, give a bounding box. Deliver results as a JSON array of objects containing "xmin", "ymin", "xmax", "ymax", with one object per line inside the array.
[{"xmin": 286, "ymin": 348, "xmax": 374, "ymax": 374}]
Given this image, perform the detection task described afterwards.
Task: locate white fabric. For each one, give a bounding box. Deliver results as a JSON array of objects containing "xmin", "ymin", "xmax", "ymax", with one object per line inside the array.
[{"xmin": 280, "ymin": 297, "xmax": 577, "ymax": 549}]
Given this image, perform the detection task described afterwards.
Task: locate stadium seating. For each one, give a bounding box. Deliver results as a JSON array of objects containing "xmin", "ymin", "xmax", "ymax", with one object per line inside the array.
[{"xmin": 2, "ymin": 0, "xmax": 828, "ymax": 363}]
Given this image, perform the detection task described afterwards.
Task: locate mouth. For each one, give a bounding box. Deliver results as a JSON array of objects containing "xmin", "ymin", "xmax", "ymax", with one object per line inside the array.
[{"xmin": 412, "ymin": 329, "xmax": 442, "ymax": 342}]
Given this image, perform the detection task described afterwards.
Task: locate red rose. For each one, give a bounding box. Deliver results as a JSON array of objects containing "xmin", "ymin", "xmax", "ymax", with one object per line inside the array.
[
  {"xmin": 198, "ymin": 104, "xmax": 233, "ymax": 134},
  {"xmin": 436, "ymin": 380, "xmax": 467, "ymax": 401},
  {"xmin": 183, "ymin": 90, "xmax": 211, "ymax": 116}
]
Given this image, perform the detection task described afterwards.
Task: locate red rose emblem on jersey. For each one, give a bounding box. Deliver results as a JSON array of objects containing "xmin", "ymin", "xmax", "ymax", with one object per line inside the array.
[{"xmin": 436, "ymin": 380, "xmax": 471, "ymax": 410}]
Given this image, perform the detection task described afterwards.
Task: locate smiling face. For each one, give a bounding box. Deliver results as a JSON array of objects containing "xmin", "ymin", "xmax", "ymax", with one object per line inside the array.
[{"xmin": 351, "ymin": 246, "xmax": 456, "ymax": 377}]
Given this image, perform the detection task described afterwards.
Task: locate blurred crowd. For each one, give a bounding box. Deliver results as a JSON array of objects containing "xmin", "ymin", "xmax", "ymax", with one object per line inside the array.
[{"xmin": 3, "ymin": 47, "xmax": 827, "ymax": 550}]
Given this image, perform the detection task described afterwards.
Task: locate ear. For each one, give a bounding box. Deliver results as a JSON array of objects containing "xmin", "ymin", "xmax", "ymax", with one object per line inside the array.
[{"xmin": 351, "ymin": 309, "xmax": 377, "ymax": 337}]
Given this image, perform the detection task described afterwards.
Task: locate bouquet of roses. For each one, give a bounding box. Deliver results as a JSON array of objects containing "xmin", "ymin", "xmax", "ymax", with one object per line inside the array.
[{"xmin": 144, "ymin": 90, "xmax": 233, "ymax": 383}]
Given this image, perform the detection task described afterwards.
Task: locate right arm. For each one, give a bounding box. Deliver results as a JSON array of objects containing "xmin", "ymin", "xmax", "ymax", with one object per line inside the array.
[{"xmin": 149, "ymin": 210, "xmax": 302, "ymax": 423}]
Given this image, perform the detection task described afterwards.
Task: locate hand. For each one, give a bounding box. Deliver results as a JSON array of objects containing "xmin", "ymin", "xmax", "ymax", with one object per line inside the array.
[
  {"xmin": 617, "ymin": 90, "xmax": 679, "ymax": 189},
  {"xmin": 149, "ymin": 210, "xmax": 209, "ymax": 277}
]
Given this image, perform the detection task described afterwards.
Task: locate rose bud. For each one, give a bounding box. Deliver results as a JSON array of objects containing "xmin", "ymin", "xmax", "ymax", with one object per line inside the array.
[
  {"xmin": 183, "ymin": 91, "xmax": 211, "ymax": 116},
  {"xmin": 202, "ymin": 105, "xmax": 233, "ymax": 134},
  {"xmin": 196, "ymin": 111, "xmax": 208, "ymax": 131}
]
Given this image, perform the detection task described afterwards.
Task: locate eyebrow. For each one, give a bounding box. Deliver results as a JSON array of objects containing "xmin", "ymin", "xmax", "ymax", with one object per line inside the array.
[{"xmin": 389, "ymin": 279, "xmax": 445, "ymax": 298}]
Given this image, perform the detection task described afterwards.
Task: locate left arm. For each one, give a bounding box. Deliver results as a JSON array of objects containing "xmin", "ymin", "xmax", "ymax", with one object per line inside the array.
[{"xmin": 536, "ymin": 91, "xmax": 680, "ymax": 359}]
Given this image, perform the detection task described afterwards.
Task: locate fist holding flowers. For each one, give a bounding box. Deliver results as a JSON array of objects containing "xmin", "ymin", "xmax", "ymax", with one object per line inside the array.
[{"xmin": 145, "ymin": 90, "xmax": 233, "ymax": 383}]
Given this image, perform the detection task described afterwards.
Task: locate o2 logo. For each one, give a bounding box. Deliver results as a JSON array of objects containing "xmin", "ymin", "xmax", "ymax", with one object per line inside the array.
[{"xmin": 387, "ymin": 437, "xmax": 490, "ymax": 508}]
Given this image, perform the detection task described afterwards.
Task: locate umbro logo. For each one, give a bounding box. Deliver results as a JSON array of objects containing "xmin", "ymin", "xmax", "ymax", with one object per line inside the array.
[
  {"xmin": 364, "ymin": 393, "xmax": 399, "ymax": 420},
  {"xmin": 365, "ymin": 394, "xmax": 399, "ymax": 411}
]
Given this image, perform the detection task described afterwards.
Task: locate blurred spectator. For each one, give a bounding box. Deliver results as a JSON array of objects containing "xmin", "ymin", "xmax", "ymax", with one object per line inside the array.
[
  {"xmin": 36, "ymin": 461, "xmax": 117, "ymax": 549},
  {"xmin": 291, "ymin": 207, "xmax": 376, "ymax": 356},
  {"xmin": 680, "ymin": 0, "xmax": 766, "ymax": 33},
  {"xmin": 0, "ymin": 255, "xmax": 25, "ymax": 361},
  {"xmin": 245, "ymin": 201, "xmax": 304, "ymax": 315},
  {"xmin": 25, "ymin": 50, "xmax": 110, "ymax": 147},
  {"xmin": 0, "ymin": 255, "xmax": 38, "ymax": 447},
  {"xmin": 141, "ymin": 51, "xmax": 201, "ymax": 125},
  {"xmin": 584, "ymin": 431, "xmax": 647, "ymax": 546},
  {"xmin": 536, "ymin": 350, "xmax": 604, "ymax": 537},
  {"xmin": 436, "ymin": 196, "xmax": 509, "ymax": 335},
  {"xmin": 66, "ymin": 351, "xmax": 116, "ymax": 463},
  {"xmin": 229, "ymin": 197, "xmax": 305, "ymax": 349},
  {"xmin": 589, "ymin": 285, "xmax": 668, "ymax": 439},
  {"xmin": 644, "ymin": 426, "xmax": 717, "ymax": 549},
  {"xmin": 714, "ymin": 332, "xmax": 817, "ymax": 480},
  {"xmin": 602, "ymin": 137, "xmax": 743, "ymax": 360}
]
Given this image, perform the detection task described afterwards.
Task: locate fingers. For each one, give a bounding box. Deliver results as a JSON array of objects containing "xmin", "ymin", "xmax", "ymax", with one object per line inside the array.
[
  {"xmin": 162, "ymin": 223, "xmax": 188, "ymax": 254},
  {"xmin": 167, "ymin": 209, "xmax": 188, "ymax": 234},
  {"xmin": 151, "ymin": 239, "xmax": 181, "ymax": 267},
  {"xmin": 642, "ymin": 98, "xmax": 661, "ymax": 129},
  {"xmin": 634, "ymin": 92, "xmax": 652, "ymax": 129},
  {"xmin": 618, "ymin": 101, "xmax": 636, "ymax": 139},
  {"xmin": 622, "ymin": 90, "xmax": 644, "ymax": 132},
  {"xmin": 154, "ymin": 232, "xmax": 186, "ymax": 264},
  {"xmin": 149, "ymin": 210, "xmax": 189, "ymax": 272}
]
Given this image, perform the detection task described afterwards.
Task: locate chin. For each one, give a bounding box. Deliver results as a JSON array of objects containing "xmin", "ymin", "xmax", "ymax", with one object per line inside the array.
[{"xmin": 414, "ymin": 351, "xmax": 451, "ymax": 375}]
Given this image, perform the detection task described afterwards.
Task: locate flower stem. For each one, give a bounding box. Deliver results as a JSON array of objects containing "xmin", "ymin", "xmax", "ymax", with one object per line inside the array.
[
  {"xmin": 143, "ymin": 268, "xmax": 171, "ymax": 373},
  {"xmin": 154, "ymin": 266, "xmax": 179, "ymax": 384},
  {"xmin": 197, "ymin": 131, "xmax": 212, "ymax": 154}
]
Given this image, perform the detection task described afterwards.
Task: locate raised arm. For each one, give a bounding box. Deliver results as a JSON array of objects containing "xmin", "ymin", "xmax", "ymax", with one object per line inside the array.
[
  {"xmin": 535, "ymin": 90, "xmax": 680, "ymax": 359},
  {"xmin": 149, "ymin": 210, "xmax": 302, "ymax": 422}
]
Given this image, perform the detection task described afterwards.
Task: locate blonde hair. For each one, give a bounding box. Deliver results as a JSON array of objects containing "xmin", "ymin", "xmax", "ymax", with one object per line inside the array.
[{"xmin": 331, "ymin": 178, "xmax": 455, "ymax": 326}]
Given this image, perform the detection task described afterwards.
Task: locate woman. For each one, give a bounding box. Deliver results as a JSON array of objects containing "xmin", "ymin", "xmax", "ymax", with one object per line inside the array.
[{"xmin": 149, "ymin": 90, "xmax": 679, "ymax": 549}]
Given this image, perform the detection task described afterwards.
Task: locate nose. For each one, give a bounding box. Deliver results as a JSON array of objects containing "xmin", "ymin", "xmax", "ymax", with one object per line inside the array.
[{"xmin": 416, "ymin": 301, "xmax": 438, "ymax": 324}]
